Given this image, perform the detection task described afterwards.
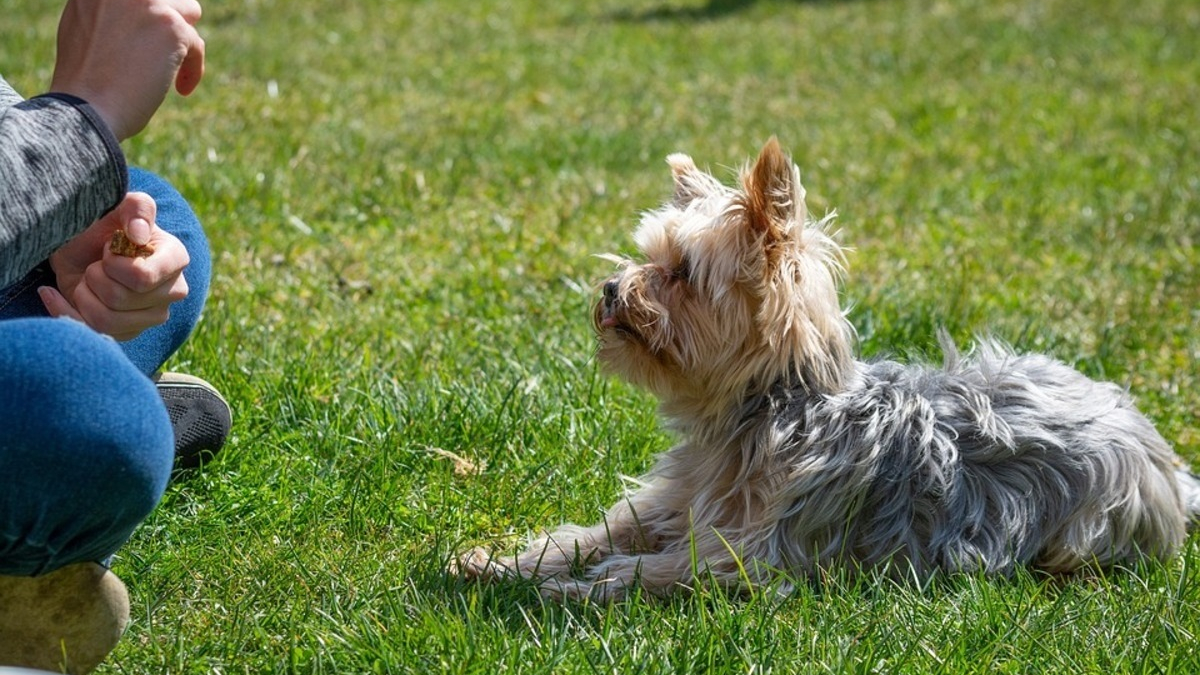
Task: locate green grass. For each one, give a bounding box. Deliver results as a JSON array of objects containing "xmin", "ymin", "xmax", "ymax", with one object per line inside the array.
[{"xmin": 4, "ymin": 0, "xmax": 1200, "ymax": 671}]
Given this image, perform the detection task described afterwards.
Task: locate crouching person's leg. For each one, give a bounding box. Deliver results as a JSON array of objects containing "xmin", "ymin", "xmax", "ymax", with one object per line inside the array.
[{"xmin": 0, "ymin": 318, "xmax": 174, "ymax": 674}]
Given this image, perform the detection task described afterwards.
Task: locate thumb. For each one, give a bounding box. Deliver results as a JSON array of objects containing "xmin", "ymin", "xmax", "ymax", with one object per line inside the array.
[
  {"xmin": 113, "ymin": 192, "xmax": 159, "ymax": 246},
  {"xmin": 38, "ymin": 285, "xmax": 84, "ymax": 322},
  {"xmin": 84, "ymin": 192, "xmax": 158, "ymax": 250}
]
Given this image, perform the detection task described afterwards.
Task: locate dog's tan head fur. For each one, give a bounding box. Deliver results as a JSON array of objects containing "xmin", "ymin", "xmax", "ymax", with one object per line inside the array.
[{"xmin": 594, "ymin": 138, "xmax": 855, "ymax": 420}]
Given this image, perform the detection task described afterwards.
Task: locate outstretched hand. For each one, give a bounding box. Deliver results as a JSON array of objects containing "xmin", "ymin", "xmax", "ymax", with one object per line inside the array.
[
  {"xmin": 49, "ymin": 0, "xmax": 205, "ymax": 141},
  {"xmin": 40, "ymin": 192, "xmax": 190, "ymax": 341}
]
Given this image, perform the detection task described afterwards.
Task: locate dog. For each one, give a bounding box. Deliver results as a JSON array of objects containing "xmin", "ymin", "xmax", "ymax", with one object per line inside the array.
[{"xmin": 458, "ymin": 138, "xmax": 1200, "ymax": 601}]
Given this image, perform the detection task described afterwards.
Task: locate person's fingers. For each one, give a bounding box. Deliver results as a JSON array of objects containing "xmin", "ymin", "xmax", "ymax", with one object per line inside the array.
[
  {"xmin": 102, "ymin": 225, "xmax": 191, "ymax": 293},
  {"xmin": 37, "ymin": 286, "xmax": 84, "ymax": 322},
  {"xmin": 124, "ymin": 218, "xmax": 153, "ymax": 247},
  {"xmin": 166, "ymin": 0, "xmax": 204, "ymax": 25},
  {"xmin": 175, "ymin": 31, "xmax": 205, "ymax": 96},
  {"xmin": 167, "ymin": 0, "xmax": 205, "ymax": 96},
  {"xmin": 114, "ymin": 192, "xmax": 158, "ymax": 244},
  {"xmin": 64, "ymin": 278, "xmax": 171, "ymax": 341},
  {"xmin": 85, "ymin": 260, "xmax": 189, "ymax": 310}
]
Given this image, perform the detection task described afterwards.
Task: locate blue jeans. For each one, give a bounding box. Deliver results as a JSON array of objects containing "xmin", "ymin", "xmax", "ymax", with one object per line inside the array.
[{"xmin": 0, "ymin": 168, "xmax": 211, "ymax": 576}]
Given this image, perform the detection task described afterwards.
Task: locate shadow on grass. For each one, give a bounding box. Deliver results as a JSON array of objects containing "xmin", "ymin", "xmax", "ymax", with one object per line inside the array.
[
  {"xmin": 418, "ymin": 543, "xmax": 1129, "ymax": 615},
  {"xmin": 417, "ymin": 543, "xmax": 878, "ymax": 630},
  {"xmin": 415, "ymin": 557, "xmax": 609, "ymax": 637},
  {"xmin": 608, "ymin": 0, "xmax": 880, "ymax": 23}
]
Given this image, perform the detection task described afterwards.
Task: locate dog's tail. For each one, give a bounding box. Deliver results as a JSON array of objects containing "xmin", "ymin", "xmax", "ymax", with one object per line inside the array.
[{"xmin": 1176, "ymin": 466, "xmax": 1200, "ymax": 528}]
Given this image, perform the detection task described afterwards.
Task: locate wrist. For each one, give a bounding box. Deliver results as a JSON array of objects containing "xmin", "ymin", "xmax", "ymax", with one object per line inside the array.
[
  {"xmin": 42, "ymin": 81, "xmax": 128, "ymax": 141},
  {"xmin": 26, "ymin": 92, "xmax": 130, "ymax": 213}
]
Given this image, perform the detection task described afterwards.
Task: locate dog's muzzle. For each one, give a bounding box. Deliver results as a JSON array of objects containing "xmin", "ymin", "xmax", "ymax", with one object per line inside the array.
[
  {"xmin": 603, "ymin": 279, "xmax": 619, "ymax": 306},
  {"xmin": 597, "ymin": 278, "xmax": 623, "ymax": 330}
]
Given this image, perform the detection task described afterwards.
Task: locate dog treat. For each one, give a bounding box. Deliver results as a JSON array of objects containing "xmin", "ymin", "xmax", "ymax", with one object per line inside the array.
[{"xmin": 109, "ymin": 230, "xmax": 155, "ymax": 258}]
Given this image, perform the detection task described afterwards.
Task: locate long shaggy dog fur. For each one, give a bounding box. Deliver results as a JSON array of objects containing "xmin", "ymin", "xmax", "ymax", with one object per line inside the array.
[{"xmin": 458, "ymin": 139, "xmax": 1200, "ymax": 601}]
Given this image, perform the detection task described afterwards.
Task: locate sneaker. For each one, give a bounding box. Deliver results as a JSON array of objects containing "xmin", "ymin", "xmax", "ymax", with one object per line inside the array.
[{"xmin": 153, "ymin": 372, "xmax": 232, "ymax": 470}]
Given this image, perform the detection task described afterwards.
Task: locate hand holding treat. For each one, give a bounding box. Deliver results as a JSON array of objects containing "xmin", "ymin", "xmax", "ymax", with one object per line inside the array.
[{"xmin": 39, "ymin": 192, "xmax": 190, "ymax": 341}]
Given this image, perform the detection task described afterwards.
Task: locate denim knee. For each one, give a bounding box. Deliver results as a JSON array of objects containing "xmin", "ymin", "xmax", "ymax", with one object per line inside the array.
[{"xmin": 0, "ymin": 318, "xmax": 174, "ymax": 575}]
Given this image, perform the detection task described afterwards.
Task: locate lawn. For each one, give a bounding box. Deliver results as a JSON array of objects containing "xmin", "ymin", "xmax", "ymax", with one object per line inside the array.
[{"xmin": 2, "ymin": 0, "xmax": 1199, "ymax": 672}]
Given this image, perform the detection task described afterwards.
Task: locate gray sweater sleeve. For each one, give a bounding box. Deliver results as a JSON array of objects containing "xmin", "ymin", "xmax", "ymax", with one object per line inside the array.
[{"xmin": 0, "ymin": 74, "xmax": 128, "ymax": 288}]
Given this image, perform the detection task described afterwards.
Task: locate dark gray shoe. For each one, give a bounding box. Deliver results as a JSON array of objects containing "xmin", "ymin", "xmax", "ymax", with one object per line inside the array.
[{"xmin": 154, "ymin": 372, "xmax": 232, "ymax": 470}]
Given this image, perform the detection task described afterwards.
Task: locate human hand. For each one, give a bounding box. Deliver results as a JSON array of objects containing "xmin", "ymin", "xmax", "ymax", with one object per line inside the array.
[
  {"xmin": 49, "ymin": 0, "xmax": 205, "ymax": 141},
  {"xmin": 41, "ymin": 192, "xmax": 191, "ymax": 341}
]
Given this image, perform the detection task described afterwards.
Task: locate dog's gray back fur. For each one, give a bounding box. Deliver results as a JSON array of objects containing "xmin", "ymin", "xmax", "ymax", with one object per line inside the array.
[{"xmin": 761, "ymin": 338, "xmax": 1193, "ymax": 578}]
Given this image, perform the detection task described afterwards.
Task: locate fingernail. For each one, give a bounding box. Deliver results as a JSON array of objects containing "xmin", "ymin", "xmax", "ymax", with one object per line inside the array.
[
  {"xmin": 37, "ymin": 286, "xmax": 58, "ymax": 314},
  {"xmin": 127, "ymin": 218, "xmax": 152, "ymax": 245}
]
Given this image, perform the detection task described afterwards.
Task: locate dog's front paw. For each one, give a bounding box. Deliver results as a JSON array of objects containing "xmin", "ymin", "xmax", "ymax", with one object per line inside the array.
[
  {"xmin": 450, "ymin": 547, "xmax": 517, "ymax": 581},
  {"xmin": 544, "ymin": 577, "xmax": 633, "ymax": 603}
]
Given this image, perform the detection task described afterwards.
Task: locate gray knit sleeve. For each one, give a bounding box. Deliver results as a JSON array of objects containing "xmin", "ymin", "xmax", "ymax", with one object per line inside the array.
[
  {"xmin": 0, "ymin": 76, "xmax": 22, "ymax": 110},
  {"xmin": 0, "ymin": 75, "xmax": 128, "ymax": 288}
]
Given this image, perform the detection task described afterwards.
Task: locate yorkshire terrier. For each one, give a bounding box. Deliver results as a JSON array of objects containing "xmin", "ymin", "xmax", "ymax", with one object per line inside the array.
[{"xmin": 458, "ymin": 138, "xmax": 1200, "ymax": 601}]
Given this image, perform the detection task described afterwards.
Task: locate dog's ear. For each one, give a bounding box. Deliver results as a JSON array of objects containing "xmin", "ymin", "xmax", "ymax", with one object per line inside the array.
[
  {"xmin": 667, "ymin": 153, "xmax": 718, "ymax": 207},
  {"xmin": 740, "ymin": 137, "xmax": 805, "ymax": 245}
]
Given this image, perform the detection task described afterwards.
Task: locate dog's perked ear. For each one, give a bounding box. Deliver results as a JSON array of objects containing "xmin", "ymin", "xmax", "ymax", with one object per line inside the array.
[
  {"xmin": 667, "ymin": 153, "xmax": 721, "ymax": 207},
  {"xmin": 739, "ymin": 137, "xmax": 806, "ymax": 261}
]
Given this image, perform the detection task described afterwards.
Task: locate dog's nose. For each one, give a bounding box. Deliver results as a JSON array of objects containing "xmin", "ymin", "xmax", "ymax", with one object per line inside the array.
[{"xmin": 603, "ymin": 279, "xmax": 619, "ymax": 304}]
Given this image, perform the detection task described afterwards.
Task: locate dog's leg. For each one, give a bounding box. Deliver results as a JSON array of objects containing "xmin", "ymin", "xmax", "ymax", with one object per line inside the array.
[
  {"xmin": 548, "ymin": 525, "xmax": 776, "ymax": 602},
  {"xmin": 1176, "ymin": 468, "xmax": 1200, "ymax": 525},
  {"xmin": 457, "ymin": 485, "xmax": 672, "ymax": 585},
  {"xmin": 546, "ymin": 551, "xmax": 692, "ymax": 602}
]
